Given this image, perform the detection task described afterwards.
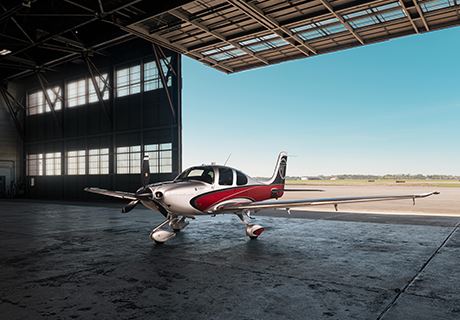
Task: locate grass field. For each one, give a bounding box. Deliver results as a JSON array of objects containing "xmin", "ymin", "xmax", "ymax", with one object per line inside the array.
[{"xmin": 286, "ymin": 179, "xmax": 460, "ymax": 188}]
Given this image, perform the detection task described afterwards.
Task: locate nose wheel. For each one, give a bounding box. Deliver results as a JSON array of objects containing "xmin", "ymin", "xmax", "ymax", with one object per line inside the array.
[{"xmin": 150, "ymin": 215, "xmax": 190, "ymax": 244}]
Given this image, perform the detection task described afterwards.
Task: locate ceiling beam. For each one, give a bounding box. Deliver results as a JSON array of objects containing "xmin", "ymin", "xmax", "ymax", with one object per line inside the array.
[
  {"xmin": 412, "ymin": 0, "xmax": 430, "ymax": 31},
  {"xmin": 113, "ymin": 20, "xmax": 234, "ymax": 72},
  {"xmin": 399, "ymin": 0, "xmax": 419, "ymax": 33},
  {"xmin": 317, "ymin": 0, "xmax": 364, "ymax": 45},
  {"xmin": 170, "ymin": 9, "xmax": 269, "ymax": 65},
  {"xmin": 4, "ymin": 33, "xmax": 134, "ymax": 81},
  {"xmin": 226, "ymin": 0, "xmax": 316, "ymax": 56},
  {"xmin": 0, "ymin": 86, "xmax": 24, "ymax": 140}
]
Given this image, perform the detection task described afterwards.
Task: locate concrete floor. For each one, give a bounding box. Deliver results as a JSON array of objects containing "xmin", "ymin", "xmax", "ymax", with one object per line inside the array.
[{"xmin": 1, "ymin": 200, "xmax": 459, "ymax": 320}]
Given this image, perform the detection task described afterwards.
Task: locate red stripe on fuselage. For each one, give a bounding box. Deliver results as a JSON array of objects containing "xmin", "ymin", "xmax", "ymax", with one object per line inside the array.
[{"xmin": 192, "ymin": 184, "xmax": 284, "ymax": 212}]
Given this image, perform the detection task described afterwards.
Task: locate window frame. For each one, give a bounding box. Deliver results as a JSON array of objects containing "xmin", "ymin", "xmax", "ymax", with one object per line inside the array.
[
  {"xmin": 66, "ymin": 150, "xmax": 86, "ymax": 175},
  {"xmin": 116, "ymin": 145, "xmax": 141, "ymax": 174},
  {"xmin": 27, "ymin": 86, "xmax": 63, "ymax": 116}
]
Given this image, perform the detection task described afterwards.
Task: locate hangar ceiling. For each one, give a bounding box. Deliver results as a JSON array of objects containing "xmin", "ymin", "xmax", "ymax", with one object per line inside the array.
[
  {"xmin": 130, "ymin": 0, "xmax": 460, "ymax": 73},
  {"xmin": 1, "ymin": 0, "xmax": 459, "ymax": 78},
  {"xmin": 0, "ymin": 0, "xmax": 192, "ymax": 81}
]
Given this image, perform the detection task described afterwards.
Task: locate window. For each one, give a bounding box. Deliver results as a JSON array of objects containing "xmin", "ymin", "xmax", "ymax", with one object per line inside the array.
[
  {"xmin": 27, "ymin": 86, "xmax": 62, "ymax": 115},
  {"xmin": 421, "ymin": 0, "xmax": 456, "ymax": 12},
  {"xmin": 145, "ymin": 143, "xmax": 172, "ymax": 174},
  {"xmin": 67, "ymin": 74, "xmax": 109, "ymax": 107},
  {"xmin": 236, "ymin": 171, "xmax": 248, "ymax": 185},
  {"xmin": 202, "ymin": 45, "xmax": 246, "ymax": 61},
  {"xmin": 344, "ymin": 3, "xmax": 406, "ymax": 29},
  {"xmin": 144, "ymin": 57, "xmax": 172, "ymax": 91},
  {"xmin": 66, "ymin": 150, "xmax": 86, "ymax": 175},
  {"xmin": 67, "ymin": 79, "xmax": 86, "ymax": 107},
  {"xmin": 159, "ymin": 143, "xmax": 172, "ymax": 173},
  {"xmin": 291, "ymin": 18, "xmax": 346, "ymax": 41},
  {"xmin": 27, "ymin": 153, "xmax": 43, "ymax": 176},
  {"xmin": 89, "ymin": 148, "xmax": 109, "ymax": 175},
  {"xmin": 145, "ymin": 144, "xmax": 159, "ymax": 173},
  {"xmin": 176, "ymin": 167, "xmax": 214, "ymax": 184},
  {"xmin": 88, "ymin": 74, "xmax": 109, "ymax": 103},
  {"xmin": 116, "ymin": 145, "xmax": 141, "ymax": 174},
  {"xmin": 219, "ymin": 168, "xmax": 233, "ymax": 186},
  {"xmin": 116, "ymin": 65, "xmax": 141, "ymax": 97},
  {"xmin": 45, "ymin": 152, "xmax": 61, "ymax": 176},
  {"xmin": 239, "ymin": 34, "xmax": 289, "ymax": 53}
]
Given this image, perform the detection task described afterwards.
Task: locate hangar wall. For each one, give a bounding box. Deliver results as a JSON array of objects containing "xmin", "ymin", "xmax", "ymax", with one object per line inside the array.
[
  {"xmin": 4, "ymin": 39, "xmax": 181, "ymax": 200},
  {"xmin": 0, "ymin": 95, "xmax": 21, "ymax": 198}
]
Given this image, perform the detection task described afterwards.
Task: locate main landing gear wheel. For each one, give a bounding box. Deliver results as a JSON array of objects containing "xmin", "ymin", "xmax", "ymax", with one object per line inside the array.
[{"xmin": 245, "ymin": 224, "xmax": 265, "ymax": 240}]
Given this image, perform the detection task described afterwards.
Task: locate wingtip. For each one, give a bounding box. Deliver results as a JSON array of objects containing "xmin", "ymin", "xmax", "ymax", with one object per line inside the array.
[{"xmin": 433, "ymin": 191, "xmax": 440, "ymax": 195}]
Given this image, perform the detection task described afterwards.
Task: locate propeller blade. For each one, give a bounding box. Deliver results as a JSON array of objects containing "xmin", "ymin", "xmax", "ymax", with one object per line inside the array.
[
  {"xmin": 141, "ymin": 155, "xmax": 150, "ymax": 187},
  {"xmin": 122, "ymin": 199, "xmax": 139, "ymax": 213}
]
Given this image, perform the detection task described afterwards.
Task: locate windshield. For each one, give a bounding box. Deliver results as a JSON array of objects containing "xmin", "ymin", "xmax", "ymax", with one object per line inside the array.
[{"xmin": 176, "ymin": 166, "xmax": 215, "ymax": 184}]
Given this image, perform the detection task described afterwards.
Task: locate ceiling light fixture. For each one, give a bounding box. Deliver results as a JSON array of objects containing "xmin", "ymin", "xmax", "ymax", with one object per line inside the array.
[{"xmin": 0, "ymin": 49, "xmax": 12, "ymax": 55}]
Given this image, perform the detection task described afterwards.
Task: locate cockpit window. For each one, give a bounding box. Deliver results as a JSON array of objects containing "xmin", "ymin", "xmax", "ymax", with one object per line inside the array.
[
  {"xmin": 236, "ymin": 171, "xmax": 248, "ymax": 185},
  {"xmin": 219, "ymin": 167, "xmax": 233, "ymax": 186},
  {"xmin": 176, "ymin": 167, "xmax": 214, "ymax": 184}
]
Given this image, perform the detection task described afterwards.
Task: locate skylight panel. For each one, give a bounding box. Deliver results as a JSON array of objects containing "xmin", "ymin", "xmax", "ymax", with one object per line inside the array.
[
  {"xmin": 291, "ymin": 18, "xmax": 346, "ymax": 41},
  {"xmin": 239, "ymin": 34, "xmax": 289, "ymax": 52},
  {"xmin": 345, "ymin": 2, "xmax": 406, "ymax": 29},
  {"xmin": 421, "ymin": 0, "xmax": 456, "ymax": 12}
]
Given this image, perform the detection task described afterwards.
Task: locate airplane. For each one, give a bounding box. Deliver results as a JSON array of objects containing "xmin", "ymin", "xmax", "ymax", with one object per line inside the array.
[{"xmin": 85, "ymin": 152, "xmax": 440, "ymax": 244}]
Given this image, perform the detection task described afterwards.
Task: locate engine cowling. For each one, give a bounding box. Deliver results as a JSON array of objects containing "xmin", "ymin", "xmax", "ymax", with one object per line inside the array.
[{"xmin": 245, "ymin": 224, "xmax": 265, "ymax": 239}]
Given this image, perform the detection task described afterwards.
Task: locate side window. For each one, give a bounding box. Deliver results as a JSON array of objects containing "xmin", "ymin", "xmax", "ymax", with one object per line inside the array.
[
  {"xmin": 236, "ymin": 171, "xmax": 248, "ymax": 185},
  {"xmin": 219, "ymin": 168, "xmax": 233, "ymax": 186}
]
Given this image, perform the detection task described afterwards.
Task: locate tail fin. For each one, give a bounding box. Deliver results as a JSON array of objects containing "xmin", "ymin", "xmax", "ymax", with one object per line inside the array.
[
  {"xmin": 266, "ymin": 152, "xmax": 287, "ymax": 185},
  {"xmin": 141, "ymin": 155, "xmax": 150, "ymax": 187}
]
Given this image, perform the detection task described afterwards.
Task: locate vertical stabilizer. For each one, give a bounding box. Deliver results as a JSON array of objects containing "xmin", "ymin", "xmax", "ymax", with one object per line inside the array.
[{"xmin": 266, "ymin": 152, "xmax": 288, "ymax": 185}]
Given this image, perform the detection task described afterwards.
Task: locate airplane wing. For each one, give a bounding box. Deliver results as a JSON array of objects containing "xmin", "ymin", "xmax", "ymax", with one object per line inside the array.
[
  {"xmin": 216, "ymin": 192, "xmax": 440, "ymax": 212},
  {"xmin": 84, "ymin": 187, "xmax": 137, "ymax": 200}
]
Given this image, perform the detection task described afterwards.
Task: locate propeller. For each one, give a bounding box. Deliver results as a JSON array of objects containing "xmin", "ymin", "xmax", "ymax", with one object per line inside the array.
[
  {"xmin": 121, "ymin": 155, "xmax": 151, "ymax": 213},
  {"xmin": 122, "ymin": 200, "xmax": 139, "ymax": 213},
  {"xmin": 141, "ymin": 154, "xmax": 150, "ymax": 187}
]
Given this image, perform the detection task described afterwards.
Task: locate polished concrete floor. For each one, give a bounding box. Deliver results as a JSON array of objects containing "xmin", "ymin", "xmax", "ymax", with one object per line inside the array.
[{"xmin": 1, "ymin": 200, "xmax": 459, "ymax": 320}]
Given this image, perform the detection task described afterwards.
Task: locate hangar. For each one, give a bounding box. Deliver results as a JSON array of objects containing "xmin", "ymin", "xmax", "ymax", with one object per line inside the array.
[
  {"xmin": 1, "ymin": 0, "xmax": 460, "ymax": 198},
  {"xmin": 1, "ymin": 1, "xmax": 460, "ymax": 319}
]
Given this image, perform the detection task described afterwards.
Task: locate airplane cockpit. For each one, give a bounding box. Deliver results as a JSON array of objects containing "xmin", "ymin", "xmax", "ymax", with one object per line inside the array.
[{"xmin": 175, "ymin": 166, "xmax": 251, "ymax": 186}]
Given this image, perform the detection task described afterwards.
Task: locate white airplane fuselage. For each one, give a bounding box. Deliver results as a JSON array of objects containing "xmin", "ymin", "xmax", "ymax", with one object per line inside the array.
[{"xmin": 139, "ymin": 166, "xmax": 284, "ymax": 217}]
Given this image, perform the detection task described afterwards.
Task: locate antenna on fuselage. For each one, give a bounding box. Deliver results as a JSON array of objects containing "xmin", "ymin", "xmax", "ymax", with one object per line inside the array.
[{"xmin": 224, "ymin": 153, "xmax": 232, "ymax": 166}]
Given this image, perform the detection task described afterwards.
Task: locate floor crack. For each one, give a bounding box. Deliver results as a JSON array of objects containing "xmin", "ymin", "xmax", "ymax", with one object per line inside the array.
[{"xmin": 376, "ymin": 220, "xmax": 460, "ymax": 320}]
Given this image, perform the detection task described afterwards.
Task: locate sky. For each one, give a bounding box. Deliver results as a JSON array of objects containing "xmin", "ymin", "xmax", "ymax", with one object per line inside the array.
[{"xmin": 181, "ymin": 27, "xmax": 460, "ymax": 177}]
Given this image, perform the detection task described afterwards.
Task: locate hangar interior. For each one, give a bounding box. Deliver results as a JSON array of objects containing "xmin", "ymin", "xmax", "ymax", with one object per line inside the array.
[
  {"xmin": 1, "ymin": 1, "xmax": 460, "ymax": 320},
  {"xmin": 1, "ymin": 0, "xmax": 460, "ymax": 199},
  {"xmin": 0, "ymin": 1, "xmax": 183, "ymax": 200}
]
